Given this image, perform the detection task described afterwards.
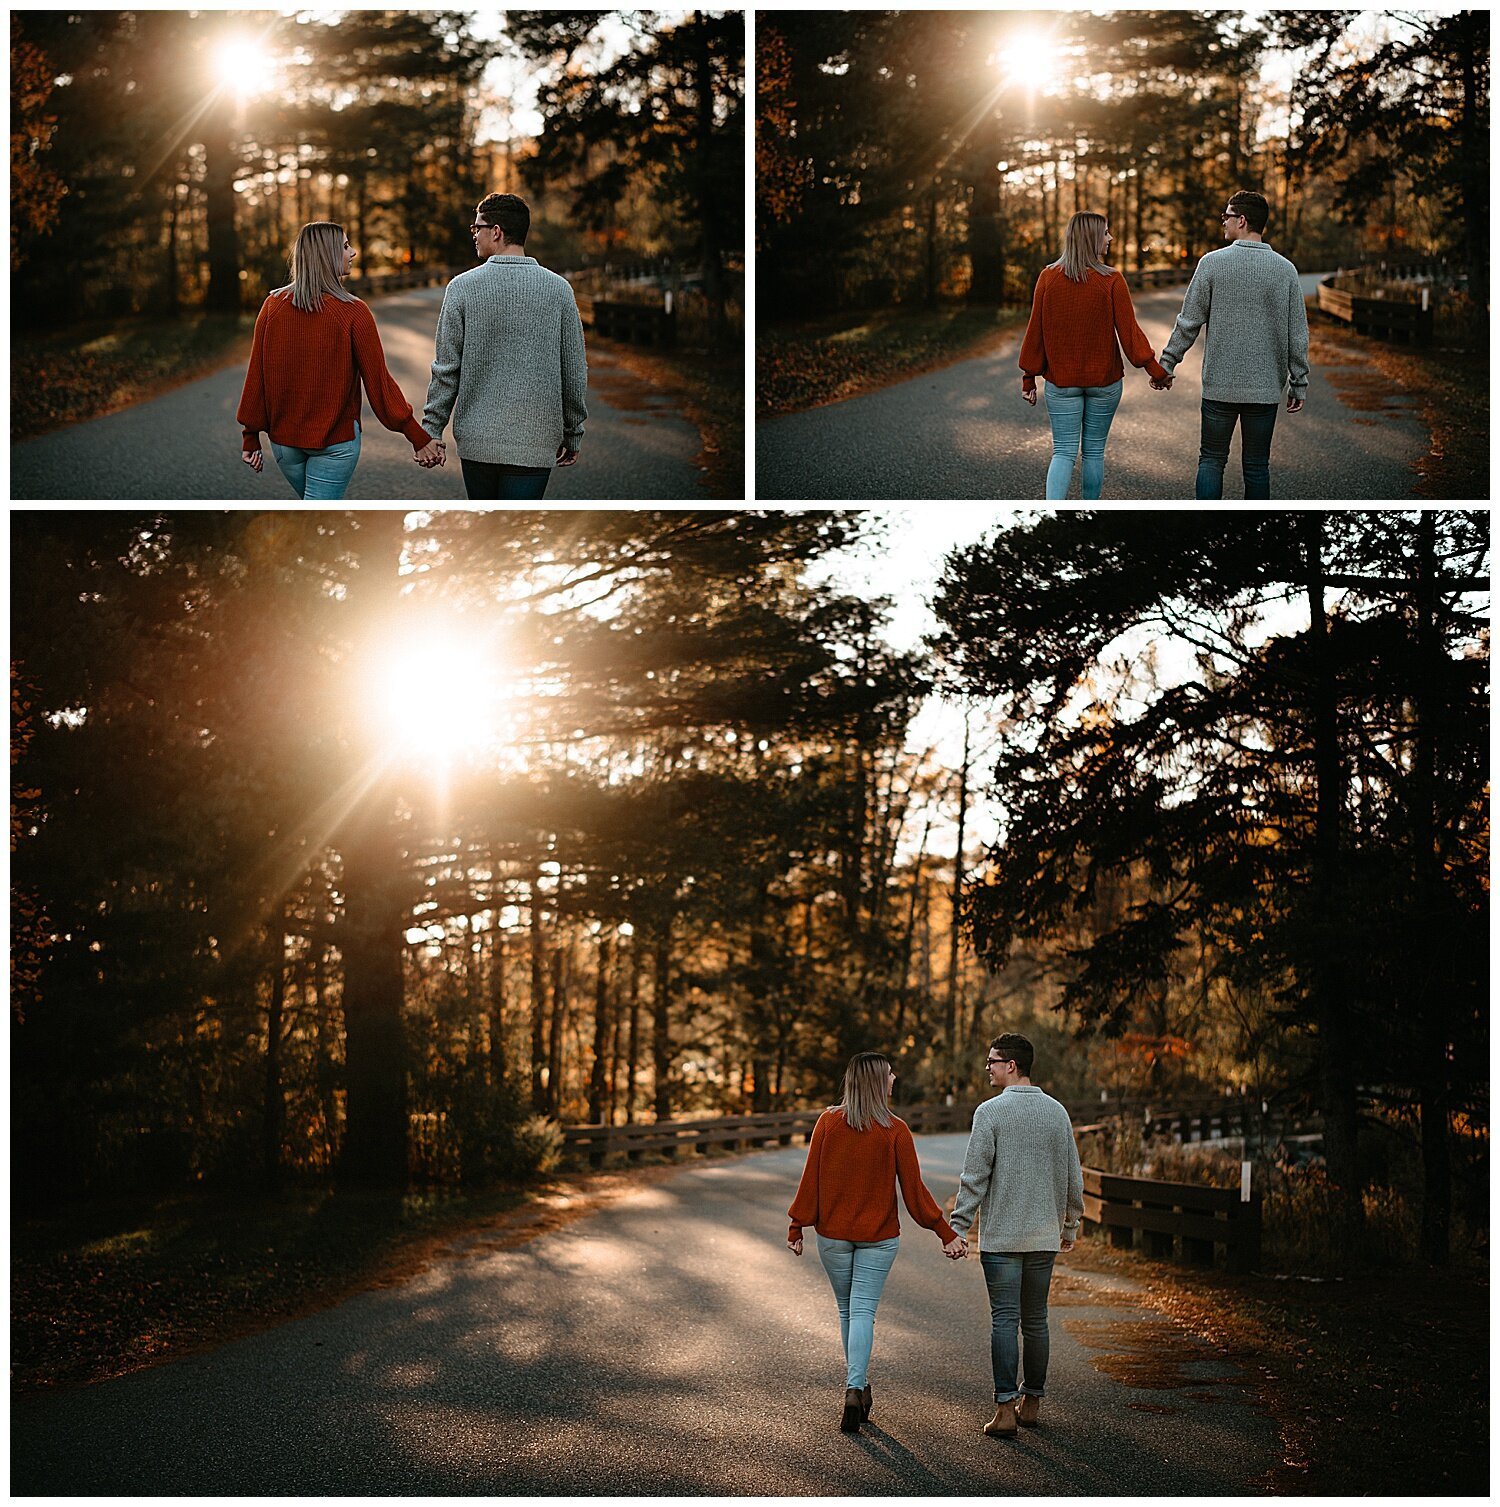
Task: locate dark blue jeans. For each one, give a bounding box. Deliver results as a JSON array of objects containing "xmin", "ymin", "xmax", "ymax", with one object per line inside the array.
[
  {"xmin": 1196, "ymin": 398, "xmax": 1278, "ymax": 500},
  {"xmin": 460, "ymin": 458, "xmax": 552, "ymax": 500},
  {"xmin": 980, "ymin": 1251, "xmax": 1057, "ymax": 1402}
]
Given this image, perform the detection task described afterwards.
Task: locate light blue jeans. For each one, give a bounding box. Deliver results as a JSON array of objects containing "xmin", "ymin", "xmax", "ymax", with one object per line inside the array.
[
  {"xmin": 815, "ymin": 1234, "xmax": 899, "ymax": 1389},
  {"xmin": 1043, "ymin": 379, "xmax": 1123, "ymax": 499},
  {"xmin": 272, "ymin": 422, "xmax": 361, "ymax": 499}
]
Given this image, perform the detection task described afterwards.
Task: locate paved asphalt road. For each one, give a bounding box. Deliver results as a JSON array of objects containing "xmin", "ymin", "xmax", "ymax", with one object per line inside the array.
[
  {"xmin": 12, "ymin": 286, "xmax": 707, "ymax": 502},
  {"xmin": 13, "ymin": 1134, "xmax": 1278, "ymax": 1496},
  {"xmin": 758, "ymin": 271, "xmax": 1428, "ymax": 501}
]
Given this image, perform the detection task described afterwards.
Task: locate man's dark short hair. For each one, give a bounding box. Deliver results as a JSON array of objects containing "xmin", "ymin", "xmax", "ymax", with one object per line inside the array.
[
  {"xmin": 477, "ymin": 192, "xmax": 530, "ymax": 246},
  {"xmin": 990, "ymin": 1033, "xmax": 1035, "ymax": 1077},
  {"xmin": 1226, "ymin": 190, "xmax": 1269, "ymax": 234}
]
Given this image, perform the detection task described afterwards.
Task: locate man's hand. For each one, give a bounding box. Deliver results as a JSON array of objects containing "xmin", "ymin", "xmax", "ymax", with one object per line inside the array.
[
  {"xmin": 787, "ymin": 1237, "xmax": 803, "ymax": 1257},
  {"xmin": 943, "ymin": 1235, "xmax": 968, "ymax": 1260},
  {"xmin": 556, "ymin": 445, "xmax": 580, "ymax": 467},
  {"xmin": 1286, "ymin": 395, "xmax": 1305, "ymax": 414},
  {"xmin": 1150, "ymin": 373, "xmax": 1174, "ymax": 390},
  {"xmin": 414, "ymin": 437, "xmax": 445, "ymax": 467},
  {"xmin": 1020, "ymin": 382, "xmax": 1037, "ymax": 407},
  {"xmin": 1060, "ymin": 1236, "xmax": 1076, "ymax": 1253},
  {"xmin": 243, "ymin": 448, "xmax": 264, "ymax": 473}
]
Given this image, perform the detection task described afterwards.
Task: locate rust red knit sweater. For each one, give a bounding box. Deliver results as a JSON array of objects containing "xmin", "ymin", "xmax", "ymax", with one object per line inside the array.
[
  {"xmin": 1019, "ymin": 265, "xmax": 1167, "ymax": 390},
  {"xmin": 236, "ymin": 291, "xmax": 431, "ymax": 453},
  {"xmin": 787, "ymin": 1108, "xmax": 957, "ymax": 1245}
]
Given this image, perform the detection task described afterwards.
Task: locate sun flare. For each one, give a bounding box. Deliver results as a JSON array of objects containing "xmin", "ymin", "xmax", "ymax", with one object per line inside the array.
[
  {"xmin": 998, "ymin": 29, "xmax": 1059, "ymax": 92},
  {"xmin": 364, "ymin": 626, "xmax": 509, "ymax": 763},
  {"xmin": 213, "ymin": 38, "xmax": 276, "ymax": 101}
]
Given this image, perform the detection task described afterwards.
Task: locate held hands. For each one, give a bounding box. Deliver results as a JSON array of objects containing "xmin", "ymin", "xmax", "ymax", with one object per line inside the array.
[
  {"xmin": 1150, "ymin": 372, "xmax": 1174, "ymax": 391},
  {"xmin": 942, "ymin": 1235, "xmax": 968, "ymax": 1260},
  {"xmin": 414, "ymin": 436, "xmax": 446, "ymax": 468},
  {"xmin": 243, "ymin": 449, "xmax": 264, "ymax": 473}
]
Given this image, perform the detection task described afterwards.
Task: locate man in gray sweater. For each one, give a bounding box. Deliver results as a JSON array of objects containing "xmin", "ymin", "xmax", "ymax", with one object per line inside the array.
[
  {"xmin": 1155, "ymin": 188, "xmax": 1310, "ymax": 500},
  {"xmin": 423, "ymin": 193, "xmax": 588, "ymax": 500},
  {"xmin": 949, "ymin": 1033, "xmax": 1084, "ymax": 1439}
]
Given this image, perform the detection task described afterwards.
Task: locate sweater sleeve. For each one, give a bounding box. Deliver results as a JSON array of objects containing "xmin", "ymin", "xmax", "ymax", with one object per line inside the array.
[
  {"xmin": 1018, "ymin": 272, "xmax": 1046, "ymax": 390},
  {"xmin": 894, "ymin": 1123, "xmax": 958, "ymax": 1243},
  {"xmin": 423, "ymin": 282, "xmax": 463, "ymax": 441},
  {"xmin": 787, "ymin": 1111, "xmax": 828, "ymax": 1241},
  {"xmin": 1111, "ymin": 274, "xmax": 1167, "ymax": 381},
  {"xmin": 560, "ymin": 289, "xmax": 588, "ymax": 451},
  {"xmin": 236, "ymin": 298, "xmax": 272, "ymax": 452},
  {"xmin": 1063, "ymin": 1121, "xmax": 1085, "ymax": 1240},
  {"xmin": 1287, "ymin": 273, "xmax": 1310, "ymax": 400},
  {"xmin": 948, "ymin": 1110, "xmax": 994, "ymax": 1239},
  {"xmin": 1161, "ymin": 262, "xmax": 1211, "ymax": 374},
  {"xmin": 350, "ymin": 301, "xmax": 429, "ymax": 449}
]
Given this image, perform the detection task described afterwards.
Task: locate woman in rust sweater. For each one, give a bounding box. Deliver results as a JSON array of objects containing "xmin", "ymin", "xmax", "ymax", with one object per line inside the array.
[
  {"xmin": 788, "ymin": 1052, "xmax": 964, "ymax": 1432},
  {"xmin": 236, "ymin": 221, "xmax": 443, "ymax": 498},
  {"xmin": 1018, "ymin": 210, "xmax": 1169, "ymax": 499}
]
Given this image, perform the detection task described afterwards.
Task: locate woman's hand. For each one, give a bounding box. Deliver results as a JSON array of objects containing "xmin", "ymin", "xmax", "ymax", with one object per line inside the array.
[
  {"xmin": 1021, "ymin": 382, "xmax": 1037, "ymax": 406},
  {"xmin": 243, "ymin": 449, "xmax": 264, "ymax": 473},
  {"xmin": 787, "ymin": 1237, "xmax": 803, "ymax": 1256}
]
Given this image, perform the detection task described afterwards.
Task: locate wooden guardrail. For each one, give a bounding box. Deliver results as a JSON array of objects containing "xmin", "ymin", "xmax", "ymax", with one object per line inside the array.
[
  {"xmin": 354, "ymin": 264, "xmax": 468, "ymax": 297},
  {"xmin": 1317, "ymin": 271, "xmax": 1436, "ymax": 344},
  {"xmin": 591, "ymin": 299, "xmax": 677, "ymax": 348},
  {"xmin": 1083, "ymin": 1165, "xmax": 1262, "ymax": 1272}
]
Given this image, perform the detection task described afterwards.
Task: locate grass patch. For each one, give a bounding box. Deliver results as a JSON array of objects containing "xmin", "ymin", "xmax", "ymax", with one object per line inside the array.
[
  {"xmin": 1068, "ymin": 1239, "xmax": 1487, "ymax": 1494},
  {"xmin": 12, "ymin": 312, "xmax": 257, "ymax": 440},
  {"xmin": 757, "ymin": 303, "xmax": 1028, "ymax": 418},
  {"xmin": 1308, "ymin": 312, "xmax": 1488, "ymax": 500},
  {"xmin": 593, "ymin": 336, "xmax": 745, "ymax": 498},
  {"xmin": 11, "ymin": 1180, "xmax": 528, "ymax": 1393}
]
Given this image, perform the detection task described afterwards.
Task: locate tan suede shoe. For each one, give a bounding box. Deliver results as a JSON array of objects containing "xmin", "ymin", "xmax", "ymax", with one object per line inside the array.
[
  {"xmin": 983, "ymin": 1400, "xmax": 1019, "ymax": 1437},
  {"xmin": 1018, "ymin": 1394, "xmax": 1041, "ymax": 1427}
]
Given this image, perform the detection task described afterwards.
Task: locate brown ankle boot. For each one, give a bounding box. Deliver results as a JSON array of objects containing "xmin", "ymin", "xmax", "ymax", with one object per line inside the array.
[
  {"xmin": 860, "ymin": 1383, "xmax": 873, "ymax": 1421},
  {"xmin": 1017, "ymin": 1394, "xmax": 1041, "ymax": 1427},
  {"xmin": 983, "ymin": 1400, "xmax": 1019, "ymax": 1437},
  {"xmin": 840, "ymin": 1387, "xmax": 863, "ymax": 1432}
]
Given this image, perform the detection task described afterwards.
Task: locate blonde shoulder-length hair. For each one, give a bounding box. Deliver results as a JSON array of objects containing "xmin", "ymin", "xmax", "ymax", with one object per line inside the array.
[
  {"xmin": 1050, "ymin": 211, "xmax": 1113, "ymax": 285},
  {"xmin": 276, "ymin": 221, "xmax": 358, "ymax": 313},
  {"xmin": 835, "ymin": 1051, "xmax": 894, "ymax": 1132}
]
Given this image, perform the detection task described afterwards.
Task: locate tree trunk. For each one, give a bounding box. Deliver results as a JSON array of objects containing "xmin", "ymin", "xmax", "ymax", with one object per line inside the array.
[
  {"xmin": 529, "ymin": 875, "xmax": 548, "ymax": 1112},
  {"xmin": 202, "ymin": 92, "xmax": 241, "ymax": 314},
  {"xmin": 624, "ymin": 940, "xmax": 642, "ymax": 1124},
  {"xmin": 652, "ymin": 924, "xmax": 673, "ymax": 1121},
  {"xmin": 262, "ymin": 905, "xmax": 287, "ymax": 1182},
  {"xmin": 487, "ymin": 922, "xmax": 507, "ymax": 1086},
  {"xmin": 338, "ymin": 511, "xmax": 408, "ymax": 1188},
  {"xmin": 945, "ymin": 716, "xmax": 971, "ymax": 1097},
  {"xmin": 690, "ymin": 12, "xmax": 730, "ymax": 348},
  {"xmin": 967, "ymin": 133, "xmax": 1003, "ymax": 303},
  {"xmin": 1303, "ymin": 514, "xmax": 1364, "ymax": 1244},
  {"xmin": 925, "ymin": 186, "xmax": 940, "ymax": 307},
  {"xmin": 588, "ymin": 933, "xmax": 613, "ymax": 1125},
  {"xmin": 547, "ymin": 942, "xmax": 567, "ymax": 1117},
  {"xmin": 1413, "ymin": 510, "xmax": 1451, "ymax": 1265},
  {"xmin": 1458, "ymin": 23, "xmax": 1487, "ymax": 309}
]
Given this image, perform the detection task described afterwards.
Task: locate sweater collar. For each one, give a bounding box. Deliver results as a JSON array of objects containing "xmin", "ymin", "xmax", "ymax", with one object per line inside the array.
[
  {"xmin": 486, "ymin": 254, "xmax": 538, "ymax": 266},
  {"xmin": 1002, "ymin": 1084, "xmax": 1042, "ymax": 1093}
]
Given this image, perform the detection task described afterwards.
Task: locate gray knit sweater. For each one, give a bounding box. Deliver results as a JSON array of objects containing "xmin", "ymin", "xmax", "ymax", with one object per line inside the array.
[
  {"xmin": 423, "ymin": 254, "xmax": 588, "ymax": 467},
  {"xmin": 948, "ymin": 1085, "xmax": 1085, "ymax": 1253},
  {"xmin": 1160, "ymin": 240, "xmax": 1310, "ymax": 403}
]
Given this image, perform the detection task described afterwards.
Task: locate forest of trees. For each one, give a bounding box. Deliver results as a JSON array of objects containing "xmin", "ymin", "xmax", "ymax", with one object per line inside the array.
[
  {"xmin": 933, "ymin": 510, "xmax": 1489, "ymax": 1266},
  {"xmin": 10, "ymin": 9, "xmax": 743, "ymax": 332},
  {"xmin": 757, "ymin": 10, "xmax": 1489, "ymax": 317},
  {"xmin": 12, "ymin": 510, "xmax": 1489, "ymax": 1271}
]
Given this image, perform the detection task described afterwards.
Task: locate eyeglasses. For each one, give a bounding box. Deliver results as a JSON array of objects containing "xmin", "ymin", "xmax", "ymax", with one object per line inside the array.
[
  {"xmin": 469, "ymin": 222, "xmax": 497, "ymax": 235},
  {"xmin": 1220, "ymin": 210, "xmax": 1246, "ymax": 223},
  {"xmin": 984, "ymin": 1057, "xmax": 1012, "ymax": 1069}
]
